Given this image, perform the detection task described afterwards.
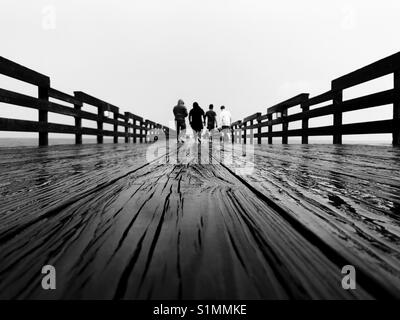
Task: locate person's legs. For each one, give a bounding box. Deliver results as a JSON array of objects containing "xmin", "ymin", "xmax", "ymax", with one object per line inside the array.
[
  {"xmin": 207, "ymin": 127, "xmax": 213, "ymax": 141},
  {"xmin": 220, "ymin": 128, "xmax": 225, "ymax": 151},
  {"xmin": 175, "ymin": 120, "xmax": 180, "ymax": 143},
  {"xmin": 191, "ymin": 129, "xmax": 201, "ymax": 143},
  {"xmin": 177, "ymin": 121, "xmax": 186, "ymax": 143},
  {"xmin": 197, "ymin": 129, "xmax": 202, "ymax": 143},
  {"xmin": 221, "ymin": 126, "xmax": 230, "ymax": 144},
  {"xmin": 180, "ymin": 128, "xmax": 186, "ymax": 142}
]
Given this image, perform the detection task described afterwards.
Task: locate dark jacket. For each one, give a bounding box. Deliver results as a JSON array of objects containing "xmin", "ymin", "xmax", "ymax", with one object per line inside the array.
[
  {"xmin": 189, "ymin": 106, "xmax": 205, "ymax": 132},
  {"xmin": 205, "ymin": 110, "xmax": 217, "ymax": 129},
  {"xmin": 173, "ymin": 105, "xmax": 188, "ymax": 121}
]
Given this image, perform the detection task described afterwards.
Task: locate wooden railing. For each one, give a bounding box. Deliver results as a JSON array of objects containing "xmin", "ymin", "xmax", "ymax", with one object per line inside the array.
[
  {"xmin": 0, "ymin": 56, "xmax": 172, "ymax": 146},
  {"xmin": 233, "ymin": 52, "xmax": 400, "ymax": 145}
]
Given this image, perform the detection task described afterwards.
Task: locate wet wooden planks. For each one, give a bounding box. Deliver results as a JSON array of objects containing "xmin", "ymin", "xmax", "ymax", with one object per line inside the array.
[
  {"xmin": 0, "ymin": 142, "xmax": 399, "ymax": 299},
  {"xmin": 218, "ymin": 143, "xmax": 400, "ymax": 298},
  {"xmin": 0, "ymin": 143, "xmax": 152, "ymax": 239}
]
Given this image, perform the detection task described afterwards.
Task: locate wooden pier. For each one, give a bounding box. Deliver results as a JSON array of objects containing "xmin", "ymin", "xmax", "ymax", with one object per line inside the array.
[
  {"xmin": 0, "ymin": 142, "xmax": 399, "ymax": 299},
  {"xmin": 0, "ymin": 53, "xmax": 400, "ymax": 299}
]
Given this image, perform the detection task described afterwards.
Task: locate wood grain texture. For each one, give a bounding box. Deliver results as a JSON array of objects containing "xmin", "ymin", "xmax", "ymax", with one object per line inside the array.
[
  {"xmin": 220, "ymin": 143, "xmax": 400, "ymax": 297},
  {"xmin": 0, "ymin": 142, "xmax": 398, "ymax": 299}
]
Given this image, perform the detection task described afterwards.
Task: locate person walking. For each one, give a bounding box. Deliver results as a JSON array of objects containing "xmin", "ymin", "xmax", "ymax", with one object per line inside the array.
[
  {"xmin": 189, "ymin": 102, "xmax": 205, "ymax": 143},
  {"xmin": 173, "ymin": 99, "xmax": 188, "ymax": 143},
  {"xmin": 219, "ymin": 105, "xmax": 232, "ymax": 143},
  {"xmin": 205, "ymin": 104, "xmax": 217, "ymax": 132}
]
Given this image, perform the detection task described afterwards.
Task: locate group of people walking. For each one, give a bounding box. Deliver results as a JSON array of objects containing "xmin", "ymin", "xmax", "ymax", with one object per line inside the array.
[{"xmin": 173, "ymin": 99, "xmax": 232, "ymax": 143}]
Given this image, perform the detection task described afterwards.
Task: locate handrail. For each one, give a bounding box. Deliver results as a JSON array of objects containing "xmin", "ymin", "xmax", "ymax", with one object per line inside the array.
[
  {"xmin": 233, "ymin": 51, "xmax": 400, "ymax": 145},
  {"xmin": 0, "ymin": 56, "xmax": 174, "ymax": 146}
]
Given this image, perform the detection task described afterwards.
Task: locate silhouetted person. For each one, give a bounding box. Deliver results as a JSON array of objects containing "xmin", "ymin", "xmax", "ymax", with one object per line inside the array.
[
  {"xmin": 189, "ymin": 102, "xmax": 205, "ymax": 143},
  {"xmin": 205, "ymin": 104, "xmax": 217, "ymax": 131},
  {"xmin": 173, "ymin": 99, "xmax": 188, "ymax": 143}
]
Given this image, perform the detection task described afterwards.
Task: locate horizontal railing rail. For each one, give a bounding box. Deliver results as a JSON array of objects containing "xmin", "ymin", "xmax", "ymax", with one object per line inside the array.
[
  {"xmin": 0, "ymin": 56, "xmax": 174, "ymax": 146},
  {"xmin": 233, "ymin": 51, "xmax": 400, "ymax": 145}
]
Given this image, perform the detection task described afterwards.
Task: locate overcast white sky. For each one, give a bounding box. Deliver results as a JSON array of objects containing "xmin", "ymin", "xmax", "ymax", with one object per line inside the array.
[{"xmin": 1, "ymin": 0, "xmax": 400, "ymax": 142}]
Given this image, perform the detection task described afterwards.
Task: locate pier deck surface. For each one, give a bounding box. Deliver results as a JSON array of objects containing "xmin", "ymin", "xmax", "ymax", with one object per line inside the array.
[{"xmin": 0, "ymin": 141, "xmax": 399, "ymax": 299}]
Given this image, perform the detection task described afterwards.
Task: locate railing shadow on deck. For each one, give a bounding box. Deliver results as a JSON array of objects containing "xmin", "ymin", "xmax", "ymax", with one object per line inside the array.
[
  {"xmin": 232, "ymin": 51, "xmax": 400, "ymax": 146},
  {"xmin": 0, "ymin": 56, "xmax": 174, "ymax": 146}
]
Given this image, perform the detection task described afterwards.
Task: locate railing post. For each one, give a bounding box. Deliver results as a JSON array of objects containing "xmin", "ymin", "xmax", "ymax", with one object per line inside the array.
[
  {"xmin": 282, "ymin": 108, "xmax": 288, "ymax": 144},
  {"xmin": 139, "ymin": 121, "xmax": 145, "ymax": 143},
  {"xmin": 148, "ymin": 124, "xmax": 151, "ymax": 143},
  {"xmin": 257, "ymin": 117, "xmax": 262, "ymax": 144},
  {"xmin": 144, "ymin": 121, "xmax": 148, "ymax": 143},
  {"xmin": 233, "ymin": 125, "xmax": 237, "ymax": 143},
  {"xmin": 301, "ymin": 101, "xmax": 309, "ymax": 144},
  {"xmin": 132, "ymin": 120, "xmax": 136, "ymax": 143},
  {"xmin": 249, "ymin": 120, "xmax": 254, "ymax": 144},
  {"xmin": 243, "ymin": 121, "xmax": 247, "ymax": 144},
  {"xmin": 163, "ymin": 126, "xmax": 168, "ymax": 143},
  {"xmin": 113, "ymin": 108, "xmax": 119, "ymax": 143},
  {"xmin": 268, "ymin": 114, "xmax": 273, "ymax": 144},
  {"xmin": 394, "ymin": 70, "xmax": 400, "ymax": 146},
  {"xmin": 73, "ymin": 95, "xmax": 82, "ymax": 145},
  {"xmin": 38, "ymin": 85, "xmax": 49, "ymax": 146},
  {"xmin": 124, "ymin": 112, "xmax": 129, "ymax": 143},
  {"xmin": 97, "ymin": 105, "xmax": 104, "ymax": 144},
  {"xmin": 333, "ymin": 90, "xmax": 343, "ymax": 144},
  {"xmin": 165, "ymin": 127, "xmax": 169, "ymax": 149}
]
